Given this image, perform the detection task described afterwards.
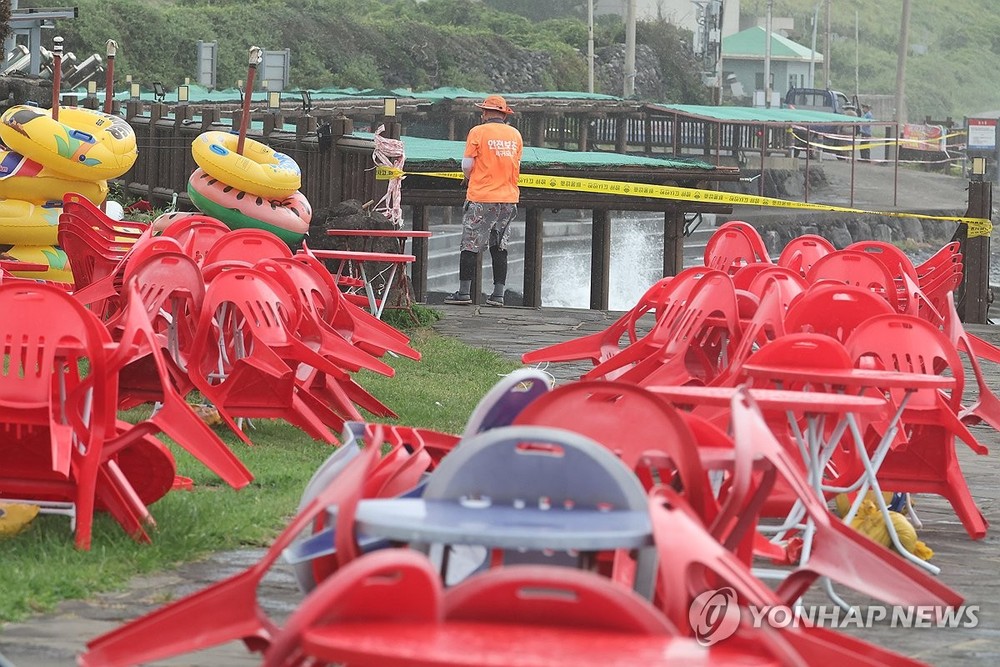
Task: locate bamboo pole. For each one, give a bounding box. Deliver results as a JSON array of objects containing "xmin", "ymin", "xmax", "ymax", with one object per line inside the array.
[
  {"xmin": 104, "ymin": 39, "xmax": 117, "ymax": 114},
  {"xmin": 236, "ymin": 46, "xmax": 262, "ymax": 155},
  {"xmin": 51, "ymin": 36, "xmax": 63, "ymax": 120}
]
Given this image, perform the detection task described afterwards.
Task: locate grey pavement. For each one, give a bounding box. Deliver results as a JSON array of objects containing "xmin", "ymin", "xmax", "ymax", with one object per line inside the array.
[{"xmin": 2, "ymin": 303, "xmax": 1000, "ymax": 666}]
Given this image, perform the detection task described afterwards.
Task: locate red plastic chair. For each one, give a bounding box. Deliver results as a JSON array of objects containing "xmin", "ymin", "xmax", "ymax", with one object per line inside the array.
[
  {"xmin": 186, "ymin": 267, "xmax": 356, "ymax": 443},
  {"xmin": 113, "ymin": 251, "xmax": 206, "ymax": 373},
  {"xmin": 704, "ymin": 228, "xmax": 765, "ymax": 275},
  {"xmin": 255, "ymin": 258, "xmax": 395, "ymax": 377},
  {"xmin": 62, "ymin": 193, "xmax": 149, "ymax": 239},
  {"xmin": 80, "ymin": 431, "xmax": 381, "ymax": 667},
  {"xmin": 783, "ymin": 282, "xmax": 894, "ymax": 342},
  {"xmin": 522, "ymin": 270, "xmax": 732, "ymax": 370},
  {"xmin": 716, "ymin": 279, "xmax": 790, "ymax": 384},
  {"xmin": 293, "ymin": 251, "xmax": 420, "ymax": 362},
  {"xmin": 731, "ymin": 263, "xmax": 775, "ymax": 291},
  {"xmin": 444, "ymin": 564, "xmax": 677, "ymax": 634},
  {"xmin": 942, "ymin": 291, "xmax": 1000, "ymax": 433},
  {"xmin": 203, "ymin": 228, "xmax": 294, "ymax": 269},
  {"xmin": 106, "ymin": 282, "xmax": 254, "ymax": 492},
  {"xmin": 715, "ymin": 220, "xmax": 772, "ymax": 262},
  {"xmin": 510, "ymin": 381, "xmax": 763, "ymax": 573},
  {"xmin": 592, "ymin": 271, "xmax": 742, "ymax": 387},
  {"xmin": 916, "ymin": 241, "xmax": 962, "ymax": 281},
  {"xmin": 159, "ymin": 215, "xmax": 231, "ymax": 266},
  {"xmin": 777, "ymin": 234, "xmax": 835, "ymax": 276},
  {"xmin": 512, "ymin": 381, "xmax": 712, "ymax": 515},
  {"xmin": 845, "ymin": 313, "xmax": 989, "ymax": 539},
  {"xmin": 0, "ymin": 283, "xmax": 119, "ymax": 549},
  {"xmin": 845, "ymin": 240, "xmax": 919, "ymax": 281},
  {"xmin": 649, "ymin": 485, "xmax": 932, "ymax": 667},
  {"xmin": 805, "ymin": 249, "xmax": 902, "ymax": 311},
  {"xmin": 262, "ymin": 549, "xmax": 444, "ymax": 667}
]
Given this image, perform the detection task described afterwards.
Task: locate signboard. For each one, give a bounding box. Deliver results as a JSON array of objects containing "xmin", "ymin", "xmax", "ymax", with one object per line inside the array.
[
  {"xmin": 967, "ymin": 118, "xmax": 998, "ymax": 151},
  {"xmin": 196, "ymin": 40, "xmax": 216, "ymax": 89},
  {"xmin": 261, "ymin": 49, "xmax": 290, "ymax": 93},
  {"xmin": 900, "ymin": 124, "xmax": 946, "ymax": 152}
]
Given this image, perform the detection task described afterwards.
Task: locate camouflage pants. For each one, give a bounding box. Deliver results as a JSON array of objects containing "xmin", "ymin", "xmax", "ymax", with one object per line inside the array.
[{"xmin": 460, "ymin": 201, "xmax": 517, "ymax": 253}]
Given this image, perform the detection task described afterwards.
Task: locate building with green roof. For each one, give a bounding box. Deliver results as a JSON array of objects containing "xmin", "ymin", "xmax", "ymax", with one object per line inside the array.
[{"xmin": 722, "ymin": 26, "xmax": 823, "ymax": 106}]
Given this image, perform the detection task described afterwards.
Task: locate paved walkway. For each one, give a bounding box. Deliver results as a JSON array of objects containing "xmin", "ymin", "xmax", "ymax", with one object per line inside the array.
[{"xmin": 2, "ymin": 304, "xmax": 1000, "ymax": 666}]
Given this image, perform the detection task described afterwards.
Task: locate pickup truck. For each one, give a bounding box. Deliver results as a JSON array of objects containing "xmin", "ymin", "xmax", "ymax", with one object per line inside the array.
[
  {"xmin": 783, "ymin": 88, "xmax": 861, "ymax": 156},
  {"xmin": 784, "ymin": 88, "xmax": 859, "ymax": 116}
]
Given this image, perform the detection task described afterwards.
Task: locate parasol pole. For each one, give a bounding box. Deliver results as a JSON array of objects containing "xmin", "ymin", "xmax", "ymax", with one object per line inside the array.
[
  {"xmin": 51, "ymin": 36, "xmax": 63, "ymax": 121},
  {"xmin": 236, "ymin": 46, "xmax": 262, "ymax": 155},
  {"xmin": 104, "ymin": 39, "xmax": 117, "ymax": 114}
]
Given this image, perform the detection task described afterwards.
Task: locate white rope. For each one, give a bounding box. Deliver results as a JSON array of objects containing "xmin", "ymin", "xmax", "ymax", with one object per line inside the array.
[{"xmin": 372, "ymin": 124, "xmax": 405, "ymax": 228}]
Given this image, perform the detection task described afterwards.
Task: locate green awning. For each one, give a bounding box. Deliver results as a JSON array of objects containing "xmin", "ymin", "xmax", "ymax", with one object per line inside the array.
[
  {"xmin": 353, "ymin": 132, "xmax": 717, "ymax": 171},
  {"xmin": 660, "ymin": 104, "xmax": 872, "ymax": 124}
]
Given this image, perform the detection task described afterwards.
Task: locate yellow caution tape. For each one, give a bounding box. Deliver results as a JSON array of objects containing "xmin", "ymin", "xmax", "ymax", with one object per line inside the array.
[{"xmin": 375, "ymin": 166, "xmax": 992, "ymax": 237}]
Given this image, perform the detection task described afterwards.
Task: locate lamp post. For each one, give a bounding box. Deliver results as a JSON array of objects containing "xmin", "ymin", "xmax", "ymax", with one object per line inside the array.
[
  {"xmin": 587, "ymin": 0, "xmax": 594, "ymax": 93},
  {"xmin": 623, "ymin": 0, "xmax": 636, "ymax": 97},
  {"xmin": 764, "ymin": 0, "xmax": 773, "ymax": 108},
  {"xmin": 894, "ymin": 0, "xmax": 911, "ymax": 124}
]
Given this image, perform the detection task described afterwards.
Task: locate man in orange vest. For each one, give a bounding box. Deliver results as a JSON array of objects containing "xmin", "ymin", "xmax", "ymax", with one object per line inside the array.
[{"xmin": 445, "ymin": 94, "xmax": 523, "ymax": 307}]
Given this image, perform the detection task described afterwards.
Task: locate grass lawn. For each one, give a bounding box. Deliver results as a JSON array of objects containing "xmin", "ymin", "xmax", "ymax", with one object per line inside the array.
[{"xmin": 0, "ymin": 324, "xmax": 520, "ymax": 623}]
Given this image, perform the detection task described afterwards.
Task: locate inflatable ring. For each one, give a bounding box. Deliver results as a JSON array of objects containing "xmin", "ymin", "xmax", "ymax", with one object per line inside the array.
[
  {"xmin": 0, "ymin": 150, "xmax": 107, "ymax": 204},
  {"xmin": 187, "ymin": 168, "xmax": 310, "ymax": 244},
  {"xmin": 150, "ymin": 210, "xmax": 207, "ymax": 233},
  {"xmin": 0, "ymin": 105, "xmax": 138, "ymax": 181},
  {"xmin": 191, "ymin": 131, "xmax": 300, "ymax": 199},
  {"xmin": 3, "ymin": 244, "xmax": 74, "ymax": 283},
  {"xmin": 0, "ymin": 199, "xmax": 62, "ymax": 245}
]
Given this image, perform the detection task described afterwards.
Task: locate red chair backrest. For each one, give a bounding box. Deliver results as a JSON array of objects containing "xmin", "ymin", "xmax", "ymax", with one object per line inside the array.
[
  {"xmin": 805, "ymin": 250, "xmax": 900, "ymax": 310},
  {"xmin": 777, "ymin": 234, "xmax": 835, "ymax": 276},
  {"xmin": 783, "ymin": 282, "xmax": 894, "ymax": 342},
  {"xmin": 845, "ymin": 240, "xmax": 918, "ymax": 281}
]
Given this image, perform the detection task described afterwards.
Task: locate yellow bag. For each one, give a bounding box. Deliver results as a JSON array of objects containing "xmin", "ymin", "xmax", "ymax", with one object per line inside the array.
[
  {"xmin": 849, "ymin": 495, "xmax": 933, "ymax": 560},
  {"xmin": 0, "ymin": 503, "xmax": 40, "ymax": 537},
  {"xmin": 834, "ymin": 490, "xmax": 894, "ymax": 518}
]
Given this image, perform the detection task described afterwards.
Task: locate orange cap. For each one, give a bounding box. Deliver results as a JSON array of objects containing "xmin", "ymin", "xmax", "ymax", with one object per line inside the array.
[{"xmin": 475, "ymin": 94, "xmax": 513, "ymax": 115}]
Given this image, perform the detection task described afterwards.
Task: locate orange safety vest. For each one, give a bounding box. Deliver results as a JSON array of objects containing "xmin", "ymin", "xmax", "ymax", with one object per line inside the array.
[{"xmin": 464, "ymin": 121, "xmax": 523, "ymax": 204}]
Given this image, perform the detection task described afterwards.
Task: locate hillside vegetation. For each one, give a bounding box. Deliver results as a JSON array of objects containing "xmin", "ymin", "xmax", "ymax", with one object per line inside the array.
[
  {"xmin": 742, "ymin": 0, "xmax": 999, "ymax": 120},
  {"xmin": 14, "ymin": 0, "xmax": 707, "ymax": 103},
  {"xmin": 12, "ymin": 0, "xmax": 993, "ymax": 121}
]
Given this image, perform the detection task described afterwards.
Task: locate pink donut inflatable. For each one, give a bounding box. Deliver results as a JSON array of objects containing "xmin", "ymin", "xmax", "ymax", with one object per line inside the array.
[
  {"xmin": 187, "ymin": 168, "xmax": 311, "ymax": 244},
  {"xmin": 151, "ymin": 210, "xmax": 205, "ymax": 233}
]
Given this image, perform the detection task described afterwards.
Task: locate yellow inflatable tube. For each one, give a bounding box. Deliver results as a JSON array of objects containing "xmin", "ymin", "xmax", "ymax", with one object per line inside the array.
[
  {"xmin": 0, "ymin": 105, "xmax": 138, "ymax": 181},
  {"xmin": 0, "ymin": 150, "xmax": 107, "ymax": 204},
  {"xmin": 0, "ymin": 199, "xmax": 62, "ymax": 245},
  {"xmin": 191, "ymin": 130, "xmax": 301, "ymax": 199},
  {"xmin": 3, "ymin": 244, "xmax": 74, "ymax": 284}
]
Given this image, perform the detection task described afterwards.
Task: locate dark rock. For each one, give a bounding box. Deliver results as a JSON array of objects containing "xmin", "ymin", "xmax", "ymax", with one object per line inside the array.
[
  {"xmin": 307, "ymin": 199, "xmax": 410, "ymax": 304},
  {"xmin": 828, "ymin": 223, "xmax": 854, "ymax": 248},
  {"xmin": 901, "ymin": 218, "xmax": 925, "ymax": 243},
  {"xmin": 873, "ymin": 223, "xmax": 894, "ymax": 241}
]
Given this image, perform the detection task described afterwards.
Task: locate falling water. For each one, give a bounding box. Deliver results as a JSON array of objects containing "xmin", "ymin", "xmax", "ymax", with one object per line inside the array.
[{"xmin": 541, "ymin": 213, "xmax": 665, "ymax": 310}]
